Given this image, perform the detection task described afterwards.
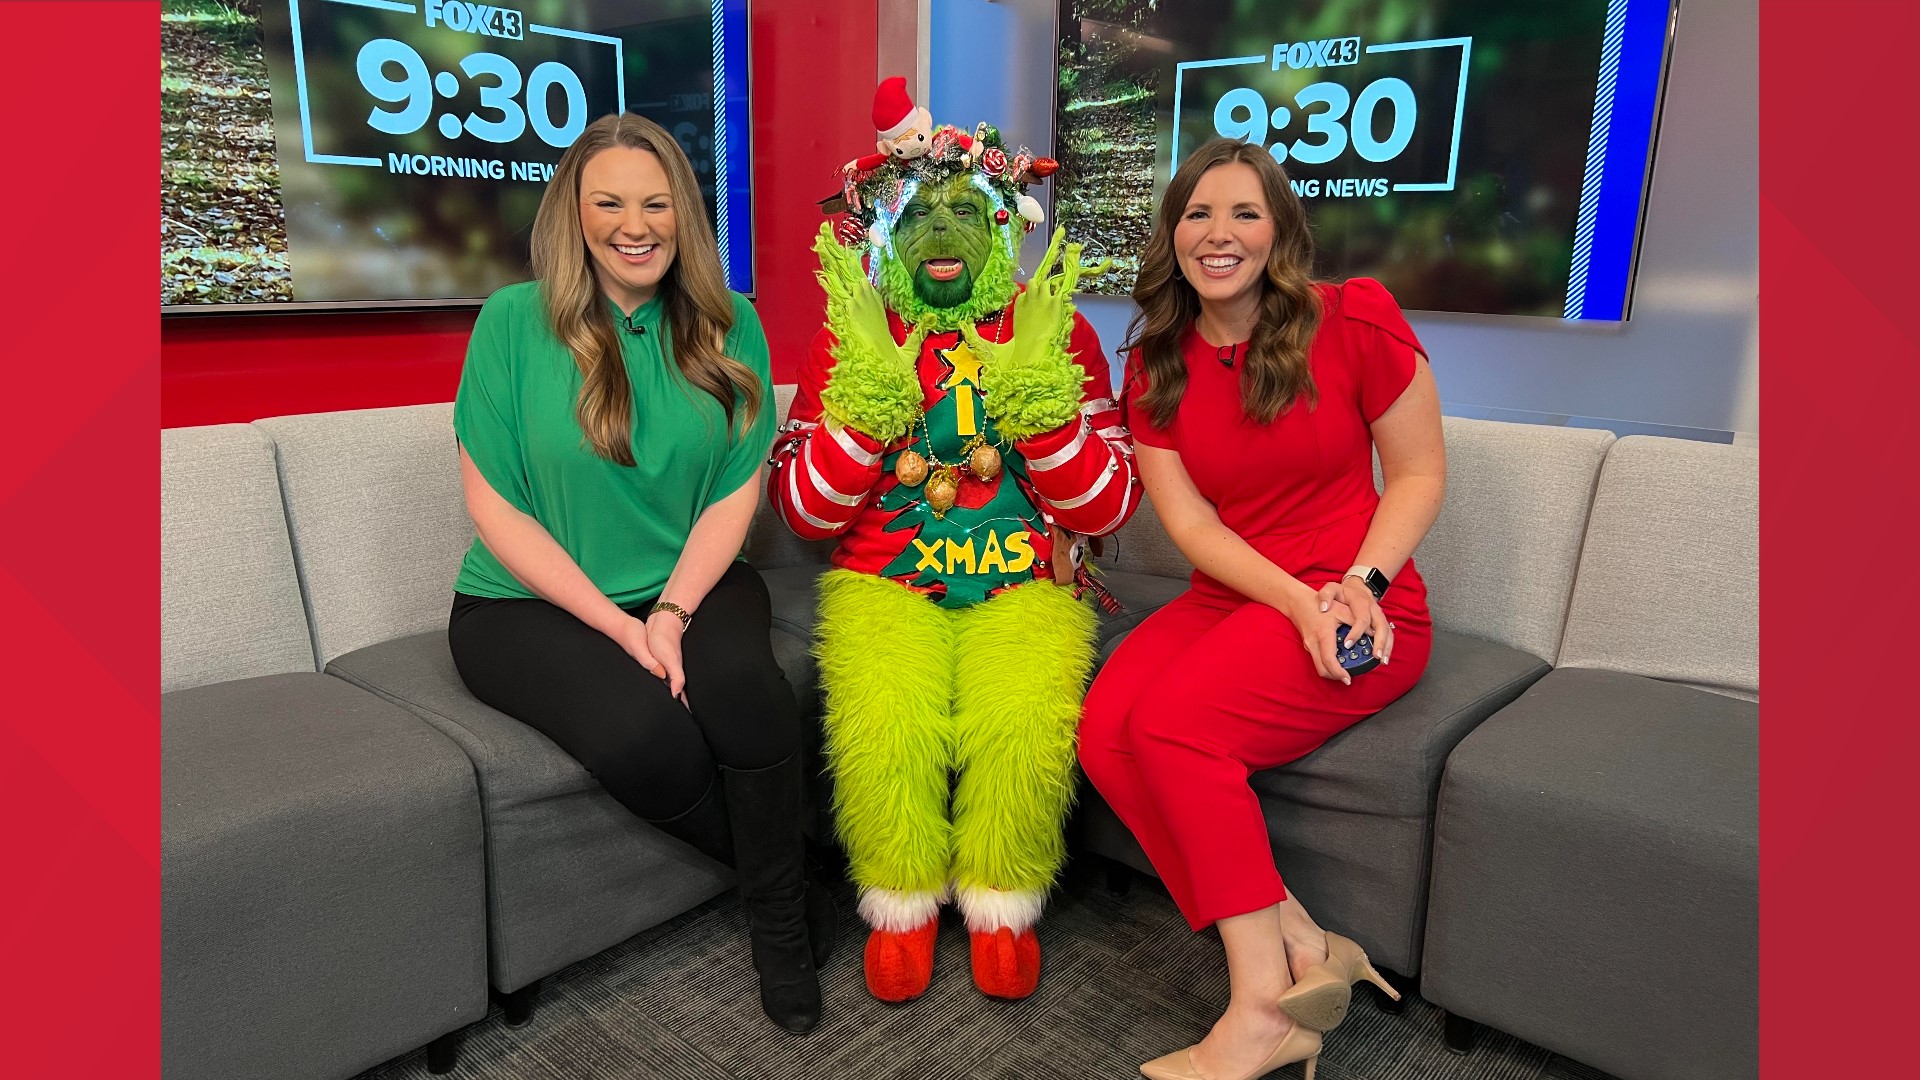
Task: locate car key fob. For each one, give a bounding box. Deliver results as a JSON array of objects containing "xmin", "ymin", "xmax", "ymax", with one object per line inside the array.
[{"xmin": 1335, "ymin": 624, "xmax": 1380, "ymax": 676}]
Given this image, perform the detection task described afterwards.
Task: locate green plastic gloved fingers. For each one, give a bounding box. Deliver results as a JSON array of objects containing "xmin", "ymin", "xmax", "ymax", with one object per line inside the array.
[{"xmin": 812, "ymin": 223, "xmax": 924, "ymax": 444}]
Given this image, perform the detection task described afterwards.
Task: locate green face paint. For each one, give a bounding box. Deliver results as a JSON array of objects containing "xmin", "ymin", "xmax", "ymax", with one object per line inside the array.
[{"xmin": 892, "ymin": 173, "xmax": 996, "ymax": 310}]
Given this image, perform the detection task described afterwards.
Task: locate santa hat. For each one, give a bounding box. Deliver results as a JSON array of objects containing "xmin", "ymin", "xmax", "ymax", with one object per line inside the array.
[{"xmin": 872, "ymin": 76, "xmax": 918, "ymax": 140}]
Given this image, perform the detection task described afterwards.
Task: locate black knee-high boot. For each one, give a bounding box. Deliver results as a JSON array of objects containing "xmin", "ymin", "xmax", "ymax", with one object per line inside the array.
[
  {"xmin": 723, "ymin": 754, "xmax": 823, "ymax": 1034},
  {"xmin": 654, "ymin": 775, "xmax": 838, "ymax": 968},
  {"xmin": 649, "ymin": 774, "xmax": 735, "ymax": 866}
]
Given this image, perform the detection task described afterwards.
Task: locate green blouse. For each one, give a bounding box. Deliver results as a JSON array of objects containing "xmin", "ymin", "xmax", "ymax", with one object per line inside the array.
[{"xmin": 452, "ymin": 282, "xmax": 776, "ymax": 607}]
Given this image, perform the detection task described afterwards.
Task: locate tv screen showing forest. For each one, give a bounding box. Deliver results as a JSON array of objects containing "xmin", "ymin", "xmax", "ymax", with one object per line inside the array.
[
  {"xmin": 161, "ymin": 0, "xmax": 753, "ymax": 311},
  {"xmin": 1054, "ymin": 0, "xmax": 1675, "ymax": 320}
]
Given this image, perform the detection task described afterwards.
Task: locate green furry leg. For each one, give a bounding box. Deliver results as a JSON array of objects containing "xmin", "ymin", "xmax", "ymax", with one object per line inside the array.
[
  {"xmin": 948, "ymin": 581, "xmax": 1098, "ymax": 904},
  {"xmin": 813, "ymin": 570, "xmax": 958, "ymax": 906}
]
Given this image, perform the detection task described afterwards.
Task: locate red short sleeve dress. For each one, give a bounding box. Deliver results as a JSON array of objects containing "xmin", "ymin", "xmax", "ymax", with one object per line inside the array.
[{"xmin": 1077, "ymin": 277, "xmax": 1435, "ymax": 929}]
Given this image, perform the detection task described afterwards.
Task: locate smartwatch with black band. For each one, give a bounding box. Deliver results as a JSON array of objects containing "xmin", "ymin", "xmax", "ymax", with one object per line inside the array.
[{"xmin": 1344, "ymin": 565, "xmax": 1390, "ymax": 601}]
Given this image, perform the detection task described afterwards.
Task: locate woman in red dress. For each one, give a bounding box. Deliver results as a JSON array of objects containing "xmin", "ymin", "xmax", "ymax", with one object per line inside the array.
[{"xmin": 1079, "ymin": 138, "xmax": 1447, "ymax": 1080}]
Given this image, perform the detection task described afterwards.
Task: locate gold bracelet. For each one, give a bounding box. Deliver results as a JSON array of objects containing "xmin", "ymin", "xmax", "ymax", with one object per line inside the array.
[{"xmin": 650, "ymin": 600, "xmax": 693, "ymax": 630}]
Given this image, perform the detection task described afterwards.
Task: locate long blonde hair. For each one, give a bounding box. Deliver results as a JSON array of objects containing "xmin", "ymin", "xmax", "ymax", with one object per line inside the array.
[
  {"xmin": 529, "ymin": 112, "xmax": 762, "ymax": 465},
  {"xmin": 1124, "ymin": 138, "xmax": 1322, "ymax": 429}
]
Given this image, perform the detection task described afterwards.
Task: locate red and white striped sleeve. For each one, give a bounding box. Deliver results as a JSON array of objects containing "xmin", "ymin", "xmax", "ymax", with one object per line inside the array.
[
  {"xmin": 1013, "ymin": 312, "xmax": 1141, "ymax": 537},
  {"xmin": 767, "ymin": 327, "xmax": 887, "ymax": 540}
]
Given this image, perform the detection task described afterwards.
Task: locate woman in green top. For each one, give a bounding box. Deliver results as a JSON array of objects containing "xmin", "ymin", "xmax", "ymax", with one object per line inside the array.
[{"xmin": 447, "ymin": 113, "xmax": 833, "ymax": 1034}]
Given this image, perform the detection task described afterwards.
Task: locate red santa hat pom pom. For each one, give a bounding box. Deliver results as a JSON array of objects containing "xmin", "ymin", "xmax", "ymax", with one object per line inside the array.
[
  {"xmin": 980, "ymin": 147, "xmax": 1008, "ymax": 177},
  {"xmin": 872, "ymin": 76, "xmax": 917, "ymax": 141}
]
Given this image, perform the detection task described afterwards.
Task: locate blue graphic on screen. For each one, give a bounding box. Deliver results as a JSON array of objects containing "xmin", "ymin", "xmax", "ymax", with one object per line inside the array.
[{"xmin": 1565, "ymin": 0, "xmax": 1668, "ymax": 321}]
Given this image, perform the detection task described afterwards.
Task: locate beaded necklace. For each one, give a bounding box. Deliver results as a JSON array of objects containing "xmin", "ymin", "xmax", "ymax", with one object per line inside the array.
[{"xmin": 891, "ymin": 301, "xmax": 1015, "ymax": 517}]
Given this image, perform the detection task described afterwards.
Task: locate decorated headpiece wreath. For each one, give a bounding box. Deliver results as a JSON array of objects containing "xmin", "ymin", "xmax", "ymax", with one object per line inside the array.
[{"xmin": 819, "ymin": 77, "xmax": 1059, "ymax": 278}]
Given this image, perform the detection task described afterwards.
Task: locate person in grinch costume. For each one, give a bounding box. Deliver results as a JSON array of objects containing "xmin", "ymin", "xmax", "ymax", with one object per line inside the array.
[{"xmin": 768, "ymin": 78, "xmax": 1140, "ymax": 1003}]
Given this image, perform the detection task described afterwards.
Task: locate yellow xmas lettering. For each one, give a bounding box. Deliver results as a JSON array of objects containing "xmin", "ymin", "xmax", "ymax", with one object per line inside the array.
[
  {"xmin": 976, "ymin": 530, "xmax": 1008, "ymax": 574},
  {"xmin": 945, "ymin": 537, "xmax": 977, "ymax": 575},
  {"xmin": 1004, "ymin": 530, "xmax": 1036, "ymax": 572},
  {"xmin": 912, "ymin": 538, "xmax": 945, "ymax": 573}
]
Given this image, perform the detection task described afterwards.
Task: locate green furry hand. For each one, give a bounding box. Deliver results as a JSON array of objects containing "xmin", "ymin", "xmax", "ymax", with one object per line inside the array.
[
  {"xmin": 964, "ymin": 228, "xmax": 1108, "ymax": 440},
  {"xmin": 813, "ymin": 223, "xmax": 926, "ymax": 443}
]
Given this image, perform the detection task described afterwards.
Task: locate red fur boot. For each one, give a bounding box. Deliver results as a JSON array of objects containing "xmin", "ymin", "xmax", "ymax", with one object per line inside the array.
[
  {"xmin": 969, "ymin": 926, "xmax": 1041, "ymax": 999},
  {"xmin": 863, "ymin": 919, "xmax": 939, "ymax": 1002}
]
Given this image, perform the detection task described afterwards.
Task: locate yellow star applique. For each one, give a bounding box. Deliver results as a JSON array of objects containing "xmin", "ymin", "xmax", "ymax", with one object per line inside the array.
[{"xmin": 940, "ymin": 339, "xmax": 984, "ymax": 436}]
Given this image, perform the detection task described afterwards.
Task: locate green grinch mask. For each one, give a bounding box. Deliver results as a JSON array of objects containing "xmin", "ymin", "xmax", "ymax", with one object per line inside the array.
[
  {"xmin": 874, "ymin": 181, "xmax": 1018, "ymax": 330},
  {"xmin": 892, "ymin": 174, "xmax": 995, "ymax": 309}
]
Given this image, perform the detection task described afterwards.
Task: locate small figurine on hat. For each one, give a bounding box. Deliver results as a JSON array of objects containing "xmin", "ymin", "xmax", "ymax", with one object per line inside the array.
[
  {"xmin": 845, "ymin": 76, "xmax": 987, "ymax": 178},
  {"xmin": 844, "ymin": 76, "xmax": 937, "ymax": 174}
]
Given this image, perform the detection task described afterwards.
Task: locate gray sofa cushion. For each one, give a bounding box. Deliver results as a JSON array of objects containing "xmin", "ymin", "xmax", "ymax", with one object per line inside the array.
[
  {"xmin": 161, "ymin": 425, "xmax": 315, "ymax": 691},
  {"xmin": 1421, "ymin": 667, "xmax": 1758, "ymax": 1080},
  {"xmin": 1558, "ymin": 436, "xmax": 1759, "ymax": 696},
  {"xmin": 1402, "ymin": 417, "xmax": 1614, "ymax": 661},
  {"xmin": 326, "ymin": 630, "xmax": 734, "ymax": 993},
  {"xmin": 255, "ymin": 404, "xmax": 475, "ymax": 667},
  {"xmin": 1078, "ymin": 627, "xmax": 1548, "ymax": 975},
  {"xmin": 161, "ymin": 673, "xmax": 486, "ymax": 1080}
]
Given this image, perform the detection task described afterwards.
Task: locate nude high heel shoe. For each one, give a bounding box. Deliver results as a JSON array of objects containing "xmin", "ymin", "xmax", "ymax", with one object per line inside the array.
[
  {"xmin": 1139, "ymin": 1023, "xmax": 1322, "ymax": 1080},
  {"xmin": 1275, "ymin": 931, "xmax": 1399, "ymax": 1032}
]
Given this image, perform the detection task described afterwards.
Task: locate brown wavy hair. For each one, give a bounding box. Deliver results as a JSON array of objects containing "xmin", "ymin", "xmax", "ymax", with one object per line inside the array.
[
  {"xmin": 1123, "ymin": 138, "xmax": 1322, "ymax": 429},
  {"xmin": 529, "ymin": 112, "xmax": 761, "ymax": 465}
]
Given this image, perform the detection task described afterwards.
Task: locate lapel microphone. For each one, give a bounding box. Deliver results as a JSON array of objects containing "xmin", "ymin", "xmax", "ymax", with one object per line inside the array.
[
  {"xmin": 621, "ymin": 315, "xmax": 646, "ymax": 336},
  {"xmin": 1217, "ymin": 344, "xmax": 1239, "ymax": 368}
]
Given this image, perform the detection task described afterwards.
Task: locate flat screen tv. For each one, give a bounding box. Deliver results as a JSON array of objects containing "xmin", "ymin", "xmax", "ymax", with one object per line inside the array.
[
  {"xmin": 1054, "ymin": 0, "xmax": 1676, "ymax": 320},
  {"xmin": 161, "ymin": 0, "xmax": 753, "ymax": 312}
]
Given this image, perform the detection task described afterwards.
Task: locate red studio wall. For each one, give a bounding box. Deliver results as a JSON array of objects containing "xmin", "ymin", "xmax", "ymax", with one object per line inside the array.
[{"xmin": 161, "ymin": 0, "xmax": 879, "ymax": 428}]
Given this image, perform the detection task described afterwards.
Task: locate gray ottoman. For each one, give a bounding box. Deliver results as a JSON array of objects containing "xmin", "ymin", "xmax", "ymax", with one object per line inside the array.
[
  {"xmin": 1420, "ymin": 668, "xmax": 1758, "ymax": 1080},
  {"xmin": 162, "ymin": 673, "xmax": 487, "ymax": 1080}
]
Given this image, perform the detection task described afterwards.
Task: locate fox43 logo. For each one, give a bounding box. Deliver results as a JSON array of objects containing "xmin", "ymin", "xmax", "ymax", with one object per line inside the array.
[{"xmin": 424, "ymin": 0, "xmax": 525, "ymax": 41}]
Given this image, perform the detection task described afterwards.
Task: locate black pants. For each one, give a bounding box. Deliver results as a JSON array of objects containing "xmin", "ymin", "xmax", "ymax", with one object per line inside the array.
[{"xmin": 448, "ymin": 561, "xmax": 801, "ymax": 862}]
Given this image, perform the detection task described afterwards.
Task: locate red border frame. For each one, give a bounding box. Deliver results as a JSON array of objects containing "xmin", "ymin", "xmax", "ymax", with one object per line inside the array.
[
  {"xmin": 3, "ymin": 1, "xmax": 1906, "ymax": 1076},
  {"xmin": 1760, "ymin": 2, "xmax": 1916, "ymax": 1077},
  {"xmin": 1, "ymin": 3, "xmax": 159, "ymax": 1076}
]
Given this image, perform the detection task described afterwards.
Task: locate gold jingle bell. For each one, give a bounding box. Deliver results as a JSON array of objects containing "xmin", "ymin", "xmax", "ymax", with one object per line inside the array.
[
  {"xmin": 969, "ymin": 444, "xmax": 1002, "ymax": 480},
  {"xmin": 925, "ymin": 468, "xmax": 959, "ymax": 515},
  {"xmin": 894, "ymin": 449, "xmax": 929, "ymax": 487}
]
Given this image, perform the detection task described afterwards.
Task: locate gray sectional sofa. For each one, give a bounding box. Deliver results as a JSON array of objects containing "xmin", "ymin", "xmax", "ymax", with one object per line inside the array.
[
  {"xmin": 160, "ymin": 388, "xmax": 1757, "ymax": 1080},
  {"xmin": 1418, "ymin": 436, "xmax": 1759, "ymax": 1080}
]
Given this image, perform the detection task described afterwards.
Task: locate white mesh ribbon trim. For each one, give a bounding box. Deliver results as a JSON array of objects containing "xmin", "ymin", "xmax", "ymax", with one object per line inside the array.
[
  {"xmin": 785, "ymin": 466, "xmax": 850, "ymax": 532},
  {"xmin": 1087, "ymin": 465, "xmax": 1140, "ymax": 536},
  {"xmin": 1096, "ymin": 425, "xmax": 1133, "ymax": 454},
  {"xmin": 830, "ymin": 423, "xmax": 882, "ymax": 467},
  {"xmin": 1049, "ymin": 457, "xmax": 1119, "ymax": 510},
  {"xmin": 803, "ymin": 439, "xmax": 865, "ymax": 506},
  {"xmin": 1025, "ymin": 416, "xmax": 1090, "ymax": 472}
]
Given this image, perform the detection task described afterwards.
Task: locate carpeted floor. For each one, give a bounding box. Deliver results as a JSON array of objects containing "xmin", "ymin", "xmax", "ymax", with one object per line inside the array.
[{"xmin": 354, "ymin": 860, "xmax": 1619, "ymax": 1080}]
